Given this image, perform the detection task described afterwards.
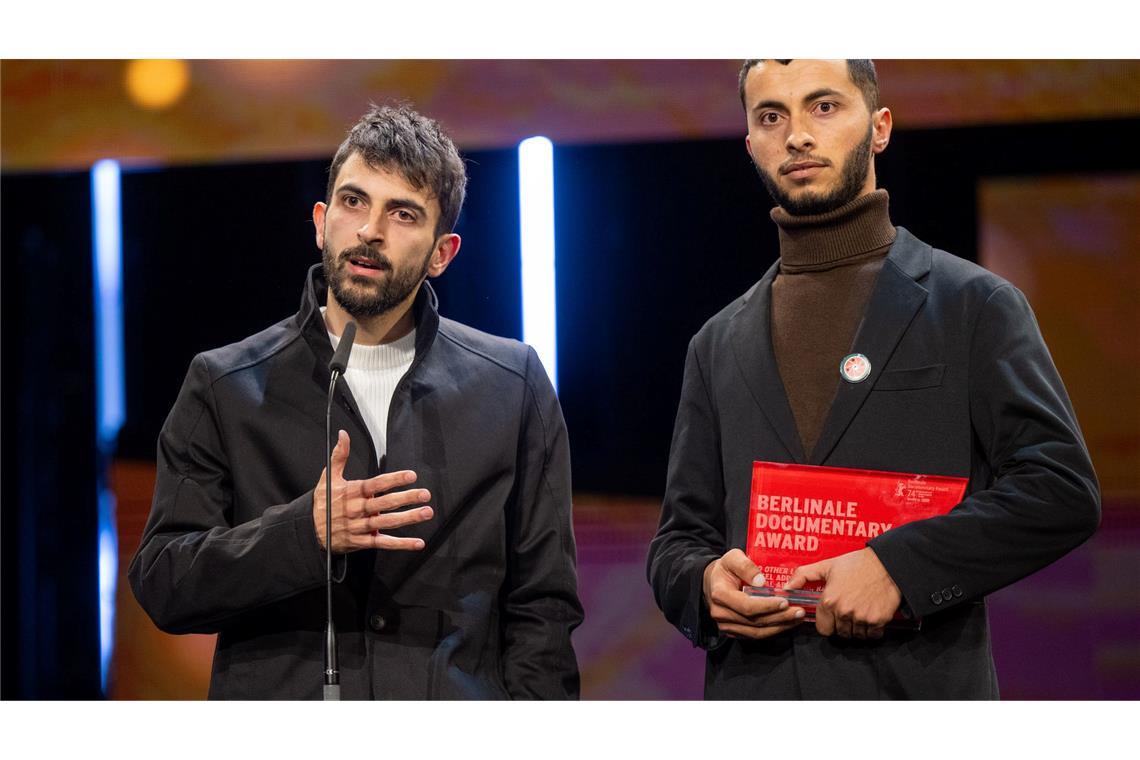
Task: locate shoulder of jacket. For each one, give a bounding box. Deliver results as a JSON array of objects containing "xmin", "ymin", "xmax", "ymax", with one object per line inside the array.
[
  {"xmin": 436, "ymin": 317, "xmax": 531, "ymax": 379},
  {"xmin": 926, "ymin": 247, "xmax": 1018, "ymax": 303},
  {"xmin": 192, "ymin": 316, "xmax": 302, "ymax": 384},
  {"xmin": 691, "ymin": 280, "xmax": 762, "ymax": 346}
]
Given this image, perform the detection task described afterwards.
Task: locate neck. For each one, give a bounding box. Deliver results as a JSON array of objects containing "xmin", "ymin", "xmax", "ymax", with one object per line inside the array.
[{"xmin": 324, "ymin": 287, "xmax": 419, "ymax": 345}]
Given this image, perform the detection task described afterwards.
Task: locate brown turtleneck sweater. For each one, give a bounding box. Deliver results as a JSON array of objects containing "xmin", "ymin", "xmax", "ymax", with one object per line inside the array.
[{"xmin": 770, "ymin": 189, "xmax": 896, "ymax": 459}]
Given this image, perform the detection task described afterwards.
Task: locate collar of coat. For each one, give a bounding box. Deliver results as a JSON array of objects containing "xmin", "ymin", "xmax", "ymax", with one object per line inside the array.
[{"xmin": 293, "ymin": 263, "xmax": 442, "ymax": 371}]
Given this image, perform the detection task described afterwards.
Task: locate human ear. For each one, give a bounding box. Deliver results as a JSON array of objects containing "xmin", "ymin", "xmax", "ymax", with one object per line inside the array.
[
  {"xmin": 313, "ymin": 202, "xmax": 328, "ymax": 250},
  {"xmin": 427, "ymin": 234, "xmax": 462, "ymax": 278},
  {"xmin": 871, "ymin": 108, "xmax": 893, "ymax": 154}
]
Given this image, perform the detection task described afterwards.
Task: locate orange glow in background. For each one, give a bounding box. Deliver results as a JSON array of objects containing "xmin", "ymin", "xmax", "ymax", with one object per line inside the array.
[
  {"xmin": 4, "ymin": 60, "xmax": 1139, "ymax": 171},
  {"xmin": 124, "ymin": 59, "xmax": 190, "ymax": 110}
]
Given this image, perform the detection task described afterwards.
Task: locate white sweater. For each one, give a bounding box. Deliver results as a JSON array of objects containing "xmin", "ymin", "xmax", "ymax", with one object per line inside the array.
[{"xmin": 327, "ymin": 322, "xmax": 416, "ymax": 464}]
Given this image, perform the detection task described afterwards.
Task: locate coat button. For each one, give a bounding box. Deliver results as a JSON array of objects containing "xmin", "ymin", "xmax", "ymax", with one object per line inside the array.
[
  {"xmin": 930, "ymin": 592, "xmax": 943, "ymax": 605},
  {"xmin": 369, "ymin": 614, "xmax": 387, "ymax": 632},
  {"xmin": 952, "ymin": 585, "xmax": 963, "ymax": 597},
  {"xmin": 941, "ymin": 588, "xmax": 953, "ymax": 601}
]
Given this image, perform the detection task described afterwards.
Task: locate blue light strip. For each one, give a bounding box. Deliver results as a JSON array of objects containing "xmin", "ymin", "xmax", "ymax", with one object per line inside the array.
[
  {"xmin": 92, "ymin": 160, "xmax": 125, "ymax": 444},
  {"xmin": 91, "ymin": 159, "xmax": 124, "ymax": 695},
  {"xmin": 518, "ymin": 136, "xmax": 558, "ymax": 391}
]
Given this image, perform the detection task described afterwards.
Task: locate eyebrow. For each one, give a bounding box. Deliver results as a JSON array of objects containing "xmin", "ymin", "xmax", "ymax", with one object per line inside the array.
[
  {"xmin": 336, "ymin": 184, "xmax": 428, "ymax": 218},
  {"xmin": 336, "ymin": 182, "xmax": 371, "ymax": 201},
  {"xmin": 803, "ymin": 87, "xmax": 845, "ymax": 104},
  {"xmin": 751, "ymin": 87, "xmax": 847, "ymax": 115},
  {"xmin": 385, "ymin": 198, "xmax": 428, "ymax": 218}
]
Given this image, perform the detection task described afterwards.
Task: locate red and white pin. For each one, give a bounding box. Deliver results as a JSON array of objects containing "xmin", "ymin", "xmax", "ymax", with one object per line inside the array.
[{"xmin": 840, "ymin": 353, "xmax": 871, "ymax": 383}]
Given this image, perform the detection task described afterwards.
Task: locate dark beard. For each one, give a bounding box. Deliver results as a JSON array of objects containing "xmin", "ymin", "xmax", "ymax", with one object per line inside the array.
[
  {"xmin": 322, "ymin": 242, "xmax": 433, "ymax": 319},
  {"xmin": 755, "ymin": 123, "xmax": 873, "ymax": 216}
]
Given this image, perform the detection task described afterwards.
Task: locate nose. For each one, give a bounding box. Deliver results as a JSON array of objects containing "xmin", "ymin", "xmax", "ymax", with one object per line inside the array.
[
  {"xmin": 785, "ymin": 113, "xmax": 815, "ymax": 154},
  {"xmin": 356, "ymin": 213, "xmax": 386, "ymax": 246}
]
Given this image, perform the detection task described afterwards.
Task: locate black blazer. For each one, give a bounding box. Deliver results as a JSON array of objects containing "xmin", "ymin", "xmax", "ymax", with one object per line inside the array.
[
  {"xmin": 130, "ymin": 268, "xmax": 583, "ymax": 699},
  {"xmin": 648, "ymin": 228, "xmax": 1100, "ymax": 699}
]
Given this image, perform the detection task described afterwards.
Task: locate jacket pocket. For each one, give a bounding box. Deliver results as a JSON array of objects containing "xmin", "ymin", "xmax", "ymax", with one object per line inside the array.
[{"xmin": 873, "ymin": 364, "xmax": 945, "ymax": 391}]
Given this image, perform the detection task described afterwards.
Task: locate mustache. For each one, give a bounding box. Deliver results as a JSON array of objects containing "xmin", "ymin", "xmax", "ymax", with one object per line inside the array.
[{"xmin": 339, "ymin": 244, "xmax": 392, "ymax": 270}]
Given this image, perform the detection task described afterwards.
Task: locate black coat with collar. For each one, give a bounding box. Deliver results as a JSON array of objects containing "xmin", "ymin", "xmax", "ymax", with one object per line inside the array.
[
  {"xmin": 647, "ymin": 228, "xmax": 1100, "ymax": 699},
  {"xmin": 129, "ymin": 265, "xmax": 583, "ymax": 699}
]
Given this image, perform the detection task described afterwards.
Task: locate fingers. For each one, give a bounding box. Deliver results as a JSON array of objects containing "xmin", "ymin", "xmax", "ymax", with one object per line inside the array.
[
  {"xmin": 814, "ymin": 603, "xmax": 835, "ymax": 637},
  {"xmin": 833, "ymin": 611, "xmax": 854, "ymax": 639},
  {"xmin": 348, "ymin": 533, "xmax": 427, "ymax": 552},
  {"xmin": 703, "ymin": 550, "xmax": 811, "ymax": 641},
  {"xmin": 364, "ymin": 487, "xmax": 431, "ymax": 516},
  {"xmin": 349, "ymin": 506, "xmax": 434, "ymax": 535},
  {"xmin": 720, "ymin": 548, "xmax": 766, "ymax": 587},
  {"xmin": 785, "ymin": 560, "xmax": 827, "ymax": 590},
  {"xmin": 360, "ymin": 469, "xmax": 418, "ymax": 498},
  {"xmin": 816, "ymin": 604, "xmax": 888, "ymax": 639},
  {"xmin": 709, "ymin": 590, "xmax": 793, "ymax": 621},
  {"xmin": 330, "ymin": 429, "xmax": 350, "ymax": 480}
]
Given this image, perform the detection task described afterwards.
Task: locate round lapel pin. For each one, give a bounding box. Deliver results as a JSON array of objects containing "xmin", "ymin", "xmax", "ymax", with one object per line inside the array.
[{"xmin": 840, "ymin": 353, "xmax": 872, "ymax": 384}]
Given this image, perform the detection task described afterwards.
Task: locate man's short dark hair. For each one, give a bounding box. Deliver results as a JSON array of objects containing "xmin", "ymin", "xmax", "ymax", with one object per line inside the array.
[
  {"xmin": 737, "ymin": 59, "xmax": 879, "ymax": 114},
  {"xmin": 326, "ymin": 103, "xmax": 468, "ymax": 236}
]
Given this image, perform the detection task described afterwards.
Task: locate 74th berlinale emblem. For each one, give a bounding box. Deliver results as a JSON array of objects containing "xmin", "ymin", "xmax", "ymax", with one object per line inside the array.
[{"xmin": 840, "ymin": 353, "xmax": 872, "ymax": 383}]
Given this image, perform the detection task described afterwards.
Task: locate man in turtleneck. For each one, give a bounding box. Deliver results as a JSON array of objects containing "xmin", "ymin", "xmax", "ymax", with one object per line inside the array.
[{"xmin": 648, "ymin": 60, "xmax": 1099, "ymax": 698}]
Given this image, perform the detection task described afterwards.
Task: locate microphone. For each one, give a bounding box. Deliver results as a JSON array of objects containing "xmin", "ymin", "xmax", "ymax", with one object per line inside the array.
[
  {"xmin": 329, "ymin": 321, "xmax": 357, "ymax": 374},
  {"xmin": 324, "ymin": 320, "xmax": 356, "ymax": 701}
]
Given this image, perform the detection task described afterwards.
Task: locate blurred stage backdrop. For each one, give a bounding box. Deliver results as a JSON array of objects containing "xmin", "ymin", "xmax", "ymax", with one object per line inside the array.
[{"xmin": 2, "ymin": 59, "xmax": 1138, "ymax": 699}]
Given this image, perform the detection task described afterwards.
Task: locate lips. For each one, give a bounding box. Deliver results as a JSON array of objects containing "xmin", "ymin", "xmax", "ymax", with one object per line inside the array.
[
  {"xmin": 781, "ymin": 161, "xmax": 827, "ymax": 175},
  {"xmin": 344, "ymin": 255, "xmax": 390, "ymax": 280},
  {"xmin": 348, "ymin": 256, "xmax": 385, "ymax": 270}
]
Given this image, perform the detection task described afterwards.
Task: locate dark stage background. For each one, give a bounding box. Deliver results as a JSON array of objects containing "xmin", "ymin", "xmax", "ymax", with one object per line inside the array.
[{"xmin": 3, "ymin": 61, "xmax": 1138, "ymax": 699}]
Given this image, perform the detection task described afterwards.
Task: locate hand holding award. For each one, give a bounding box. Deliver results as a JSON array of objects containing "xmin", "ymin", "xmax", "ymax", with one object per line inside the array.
[
  {"xmin": 702, "ymin": 548, "xmax": 807, "ymax": 640},
  {"xmin": 784, "ymin": 547, "xmax": 902, "ymax": 640},
  {"xmin": 745, "ymin": 461, "xmax": 968, "ymax": 639}
]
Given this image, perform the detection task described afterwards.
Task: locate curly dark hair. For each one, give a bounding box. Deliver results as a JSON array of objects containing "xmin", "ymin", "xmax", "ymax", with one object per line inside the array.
[{"xmin": 326, "ymin": 103, "xmax": 468, "ymax": 236}]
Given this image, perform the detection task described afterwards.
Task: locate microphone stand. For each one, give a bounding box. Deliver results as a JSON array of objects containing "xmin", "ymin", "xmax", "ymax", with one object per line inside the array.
[
  {"xmin": 323, "ymin": 370, "xmax": 341, "ymax": 701},
  {"xmin": 323, "ymin": 321, "xmax": 356, "ymax": 701}
]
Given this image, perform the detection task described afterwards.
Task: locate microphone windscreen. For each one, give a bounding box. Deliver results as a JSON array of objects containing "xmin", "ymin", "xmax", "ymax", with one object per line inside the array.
[{"xmin": 329, "ymin": 321, "xmax": 357, "ymax": 374}]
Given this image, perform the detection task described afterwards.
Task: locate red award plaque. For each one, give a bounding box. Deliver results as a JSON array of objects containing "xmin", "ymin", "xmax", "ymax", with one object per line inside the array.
[{"xmin": 745, "ymin": 461, "xmax": 968, "ymax": 594}]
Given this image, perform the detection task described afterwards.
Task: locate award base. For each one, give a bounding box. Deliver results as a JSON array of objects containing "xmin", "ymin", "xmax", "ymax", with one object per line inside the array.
[{"xmin": 745, "ymin": 586, "xmax": 921, "ymax": 631}]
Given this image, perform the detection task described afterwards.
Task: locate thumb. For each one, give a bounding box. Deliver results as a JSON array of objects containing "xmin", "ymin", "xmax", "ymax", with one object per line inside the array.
[
  {"xmin": 722, "ymin": 548, "xmax": 766, "ymax": 588},
  {"xmin": 785, "ymin": 560, "xmax": 829, "ymax": 590},
  {"xmin": 330, "ymin": 429, "xmax": 350, "ymax": 479}
]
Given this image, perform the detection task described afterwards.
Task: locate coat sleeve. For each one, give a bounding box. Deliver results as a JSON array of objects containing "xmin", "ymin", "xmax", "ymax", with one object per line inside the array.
[
  {"xmin": 646, "ymin": 338, "xmax": 727, "ymax": 649},
  {"xmin": 499, "ymin": 346, "xmax": 585, "ymax": 699},
  {"xmin": 869, "ymin": 283, "xmax": 1101, "ymax": 617},
  {"xmin": 128, "ymin": 354, "xmax": 331, "ymax": 634}
]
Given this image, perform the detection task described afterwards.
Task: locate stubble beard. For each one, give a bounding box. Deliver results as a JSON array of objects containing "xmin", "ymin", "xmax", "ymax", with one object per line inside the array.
[
  {"xmin": 322, "ymin": 242, "xmax": 433, "ymax": 319},
  {"xmin": 755, "ymin": 123, "xmax": 874, "ymax": 216}
]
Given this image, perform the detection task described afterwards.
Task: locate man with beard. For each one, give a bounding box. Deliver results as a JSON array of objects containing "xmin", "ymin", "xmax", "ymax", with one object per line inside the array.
[
  {"xmin": 130, "ymin": 104, "xmax": 583, "ymax": 699},
  {"xmin": 647, "ymin": 60, "xmax": 1099, "ymax": 698}
]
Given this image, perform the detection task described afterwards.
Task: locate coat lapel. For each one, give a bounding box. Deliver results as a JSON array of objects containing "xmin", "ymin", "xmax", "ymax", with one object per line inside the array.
[
  {"xmin": 808, "ymin": 227, "xmax": 932, "ymax": 464},
  {"xmin": 730, "ymin": 261, "xmax": 807, "ymax": 463}
]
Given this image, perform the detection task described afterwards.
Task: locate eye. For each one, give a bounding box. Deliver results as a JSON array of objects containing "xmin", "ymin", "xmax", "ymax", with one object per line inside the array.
[
  {"xmin": 758, "ymin": 111, "xmax": 782, "ymax": 126},
  {"xmin": 815, "ymin": 102, "xmax": 838, "ymax": 115},
  {"xmin": 394, "ymin": 209, "xmax": 417, "ymax": 222},
  {"xmin": 342, "ymin": 194, "xmax": 362, "ymax": 208}
]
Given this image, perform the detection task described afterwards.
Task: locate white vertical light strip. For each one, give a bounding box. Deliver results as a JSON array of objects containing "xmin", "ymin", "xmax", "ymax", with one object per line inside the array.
[
  {"xmin": 92, "ymin": 160, "xmax": 125, "ymax": 443},
  {"xmin": 91, "ymin": 159, "xmax": 124, "ymax": 695},
  {"xmin": 518, "ymin": 136, "xmax": 558, "ymax": 391}
]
